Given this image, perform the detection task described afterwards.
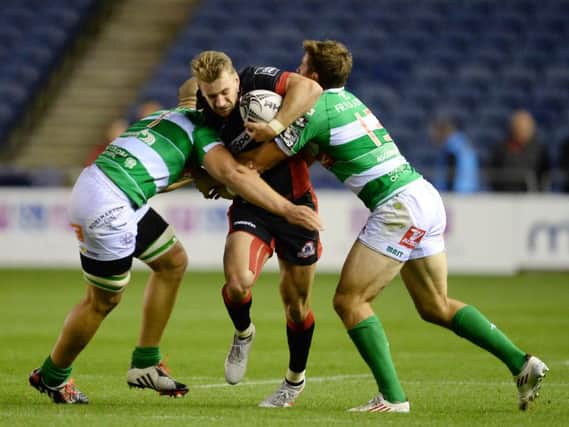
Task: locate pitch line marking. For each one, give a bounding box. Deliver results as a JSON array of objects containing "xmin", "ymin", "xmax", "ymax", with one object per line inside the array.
[{"xmin": 191, "ymin": 374, "xmax": 568, "ymax": 389}]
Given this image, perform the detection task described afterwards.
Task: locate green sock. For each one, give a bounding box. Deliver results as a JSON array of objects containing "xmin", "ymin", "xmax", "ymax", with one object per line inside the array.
[
  {"xmin": 451, "ymin": 305, "xmax": 527, "ymax": 375},
  {"xmin": 348, "ymin": 315, "xmax": 406, "ymax": 402},
  {"xmin": 131, "ymin": 346, "xmax": 161, "ymax": 369},
  {"xmin": 40, "ymin": 355, "xmax": 72, "ymax": 387}
]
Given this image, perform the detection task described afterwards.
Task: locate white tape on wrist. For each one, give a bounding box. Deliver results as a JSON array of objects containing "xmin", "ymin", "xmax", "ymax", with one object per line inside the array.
[{"xmin": 268, "ymin": 119, "xmax": 285, "ymax": 135}]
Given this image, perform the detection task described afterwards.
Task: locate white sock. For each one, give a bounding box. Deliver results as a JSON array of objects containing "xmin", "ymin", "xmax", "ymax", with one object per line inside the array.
[
  {"xmin": 237, "ymin": 323, "xmax": 254, "ymax": 339},
  {"xmin": 285, "ymin": 368, "xmax": 305, "ymax": 385}
]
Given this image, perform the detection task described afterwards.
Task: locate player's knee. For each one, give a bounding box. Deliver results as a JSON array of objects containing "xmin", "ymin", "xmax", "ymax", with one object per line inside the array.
[
  {"xmin": 285, "ymin": 302, "xmax": 310, "ymax": 324},
  {"xmin": 165, "ymin": 244, "xmax": 189, "ymax": 277},
  {"xmin": 85, "ymin": 287, "xmax": 123, "ymax": 317},
  {"xmin": 149, "ymin": 243, "xmax": 188, "ymax": 280},
  {"xmin": 169, "ymin": 243, "xmax": 189, "ymax": 271},
  {"xmin": 333, "ymin": 291, "xmax": 354, "ymax": 319},
  {"xmin": 416, "ymin": 300, "xmax": 452, "ymax": 326},
  {"xmin": 225, "ymin": 270, "xmax": 255, "ymax": 295}
]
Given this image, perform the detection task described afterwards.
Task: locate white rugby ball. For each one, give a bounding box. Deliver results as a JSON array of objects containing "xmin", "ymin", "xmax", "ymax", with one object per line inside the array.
[{"xmin": 239, "ymin": 89, "xmax": 282, "ymax": 122}]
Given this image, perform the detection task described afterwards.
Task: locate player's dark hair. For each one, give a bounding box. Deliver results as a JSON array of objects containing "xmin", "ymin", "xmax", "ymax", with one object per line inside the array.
[{"xmin": 303, "ymin": 40, "xmax": 352, "ymax": 89}]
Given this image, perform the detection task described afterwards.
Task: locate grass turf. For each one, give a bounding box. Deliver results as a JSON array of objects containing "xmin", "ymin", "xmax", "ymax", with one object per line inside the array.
[{"xmin": 1, "ymin": 269, "xmax": 568, "ymax": 426}]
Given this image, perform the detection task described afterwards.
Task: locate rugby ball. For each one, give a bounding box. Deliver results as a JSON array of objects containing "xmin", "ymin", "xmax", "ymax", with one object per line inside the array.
[{"xmin": 239, "ymin": 89, "xmax": 282, "ymax": 122}]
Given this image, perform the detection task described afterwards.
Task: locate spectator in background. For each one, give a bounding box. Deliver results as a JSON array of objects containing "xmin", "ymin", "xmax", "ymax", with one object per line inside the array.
[
  {"xmin": 429, "ymin": 115, "xmax": 480, "ymax": 193},
  {"xmin": 490, "ymin": 110, "xmax": 550, "ymax": 192},
  {"xmin": 131, "ymin": 99, "xmax": 163, "ymax": 122},
  {"xmin": 558, "ymin": 136, "xmax": 569, "ymax": 192}
]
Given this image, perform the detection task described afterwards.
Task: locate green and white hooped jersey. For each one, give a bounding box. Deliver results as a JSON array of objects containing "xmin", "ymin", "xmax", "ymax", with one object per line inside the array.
[
  {"xmin": 95, "ymin": 108, "xmax": 221, "ymax": 207},
  {"xmin": 276, "ymin": 88, "xmax": 422, "ymax": 211}
]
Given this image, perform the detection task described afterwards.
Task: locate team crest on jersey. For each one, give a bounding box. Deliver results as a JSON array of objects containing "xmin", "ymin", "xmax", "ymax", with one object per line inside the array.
[
  {"xmin": 399, "ymin": 226, "xmax": 426, "ymax": 249},
  {"xmin": 297, "ymin": 241, "xmax": 316, "ymax": 258},
  {"xmin": 254, "ymin": 66, "xmax": 279, "ymax": 76}
]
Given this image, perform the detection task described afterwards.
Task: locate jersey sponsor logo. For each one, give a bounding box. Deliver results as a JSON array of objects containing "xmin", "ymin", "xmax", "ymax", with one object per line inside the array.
[
  {"xmin": 253, "ymin": 66, "xmax": 279, "ymax": 76},
  {"xmin": 124, "ymin": 157, "xmax": 137, "ymax": 169},
  {"xmin": 278, "ymin": 117, "xmax": 306, "ymax": 149},
  {"xmin": 228, "ymin": 131, "xmax": 253, "ymax": 154},
  {"xmin": 233, "ymin": 220, "xmax": 256, "ymax": 229},
  {"xmin": 386, "ymin": 246, "xmax": 404, "ymax": 257},
  {"xmin": 399, "ymin": 226, "xmax": 426, "ymax": 249},
  {"xmin": 88, "ymin": 206, "xmax": 126, "ymax": 230},
  {"xmin": 387, "ymin": 164, "xmax": 410, "ymax": 182},
  {"xmin": 297, "ymin": 241, "xmax": 316, "ymax": 258},
  {"xmin": 120, "ymin": 232, "xmax": 135, "ymax": 246},
  {"xmin": 104, "ymin": 144, "xmax": 129, "ymax": 158},
  {"xmin": 375, "ymin": 146, "xmax": 400, "ymax": 164}
]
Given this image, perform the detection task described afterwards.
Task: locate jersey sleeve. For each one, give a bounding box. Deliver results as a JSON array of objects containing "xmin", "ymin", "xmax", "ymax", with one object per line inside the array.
[
  {"xmin": 240, "ymin": 66, "xmax": 288, "ymax": 94},
  {"xmin": 192, "ymin": 124, "xmax": 224, "ymax": 166},
  {"xmin": 274, "ymin": 109, "xmax": 323, "ymax": 157}
]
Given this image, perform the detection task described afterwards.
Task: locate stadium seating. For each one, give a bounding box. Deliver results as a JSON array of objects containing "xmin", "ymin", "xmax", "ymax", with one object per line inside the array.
[
  {"xmin": 3, "ymin": 0, "xmax": 569, "ymax": 190},
  {"xmin": 0, "ymin": 0, "xmax": 97, "ymax": 147}
]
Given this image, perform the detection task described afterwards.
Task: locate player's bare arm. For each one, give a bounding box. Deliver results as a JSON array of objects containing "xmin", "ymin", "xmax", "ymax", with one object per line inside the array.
[
  {"xmin": 193, "ymin": 167, "xmax": 236, "ymax": 200},
  {"xmin": 160, "ymin": 170, "xmax": 194, "ymax": 193},
  {"xmin": 245, "ymin": 73, "xmax": 322, "ymax": 142},
  {"xmin": 203, "ymin": 145, "xmax": 322, "ymax": 231},
  {"xmin": 237, "ymin": 142, "xmax": 288, "ymax": 174}
]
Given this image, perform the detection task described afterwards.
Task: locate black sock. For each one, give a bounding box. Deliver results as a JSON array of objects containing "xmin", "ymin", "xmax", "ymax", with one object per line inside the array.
[
  {"xmin": 287, "ymin": 311, "xmax": 315, "ymax": 373},
  {"xmin": 222, "ymin": 284, "xmax": 252, "ymax": 332}
]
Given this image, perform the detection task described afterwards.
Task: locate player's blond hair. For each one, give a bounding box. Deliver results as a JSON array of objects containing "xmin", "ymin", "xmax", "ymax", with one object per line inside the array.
[
  {"xmin": 191, "ymin": 50, "xmax": 236, "ymax": 83},
  {"xmin": 303, "ymin": 40, "xmax": 352, "ymax": 89}
]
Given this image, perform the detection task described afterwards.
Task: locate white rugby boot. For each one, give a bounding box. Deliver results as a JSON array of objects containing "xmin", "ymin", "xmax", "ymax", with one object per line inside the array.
[
  {"xmin": 259, "ymin": 379, "xmax": 305, "ymax": 408},
  {"xmin": 224, "ymin": 324, "xmax": 256, "ymax": 385},
  {"xmin": 348, "ymin": 393, "xmax": 410, "ymax": 413},
  {"xmin": 515, "ymin": 355, "xmax": 549, "ymax": 410},
  {"xmin": 127, "ymin": 362, "xmax": 188, "ymax": 397}
]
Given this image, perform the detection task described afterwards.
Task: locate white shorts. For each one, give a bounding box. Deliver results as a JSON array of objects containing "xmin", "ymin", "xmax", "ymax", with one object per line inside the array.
[
  {"xmin": 358, "ymin": 178, "xmax": 446, "ymax": 261},
  {"xmin": 68, "ymin": 165, "xmax": 150, "ymax": 261}
]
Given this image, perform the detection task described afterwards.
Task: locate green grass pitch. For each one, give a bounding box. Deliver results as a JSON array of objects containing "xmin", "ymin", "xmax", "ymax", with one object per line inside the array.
[{"xmin": 1, "ymin": 269, "xmax": 568, "ymax": 426}]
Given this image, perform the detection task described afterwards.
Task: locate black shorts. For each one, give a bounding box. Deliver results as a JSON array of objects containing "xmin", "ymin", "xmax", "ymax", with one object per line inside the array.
[{"xmin": 227, "ymin": 191, "xmax": 321, "ymax": 266}]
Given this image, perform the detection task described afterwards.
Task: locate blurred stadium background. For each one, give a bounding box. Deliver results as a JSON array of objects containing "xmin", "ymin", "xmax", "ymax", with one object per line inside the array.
[
  {"xmin": 1, "ymin": 0, "xmax": 569, "ymax": 187},
  {"xmin": 0, "ymin": 0, "xmax": 568, "ymax": 273}
]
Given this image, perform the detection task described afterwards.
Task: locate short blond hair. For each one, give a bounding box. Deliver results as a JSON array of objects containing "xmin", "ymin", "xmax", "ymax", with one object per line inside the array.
[
  {"xmin": 303, "ymin": 40, "xmax": 352, "ymax": 89},
  {"xmin": 191, "ymin": 50, "xmax": 236, "ymax": 83}
]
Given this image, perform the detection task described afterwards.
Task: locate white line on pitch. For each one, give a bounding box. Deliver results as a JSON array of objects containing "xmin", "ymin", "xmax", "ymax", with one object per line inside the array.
[
  {"xmin": 192, "ymin": 374, "xmax": 369, "ymax": 388},
  {"xmin": 191, "ymin": 373, "xmax": 568, "ymax": 389}
]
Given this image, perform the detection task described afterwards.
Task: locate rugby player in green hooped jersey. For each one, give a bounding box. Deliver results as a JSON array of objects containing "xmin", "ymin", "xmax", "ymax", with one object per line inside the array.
[
  {"xmin": 243, "ymin": 40, "xmax": 548, "ymax": 413},
  {"xmin": 29, "ymin": 107, "xmax": 322, "ymax": 404}
]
